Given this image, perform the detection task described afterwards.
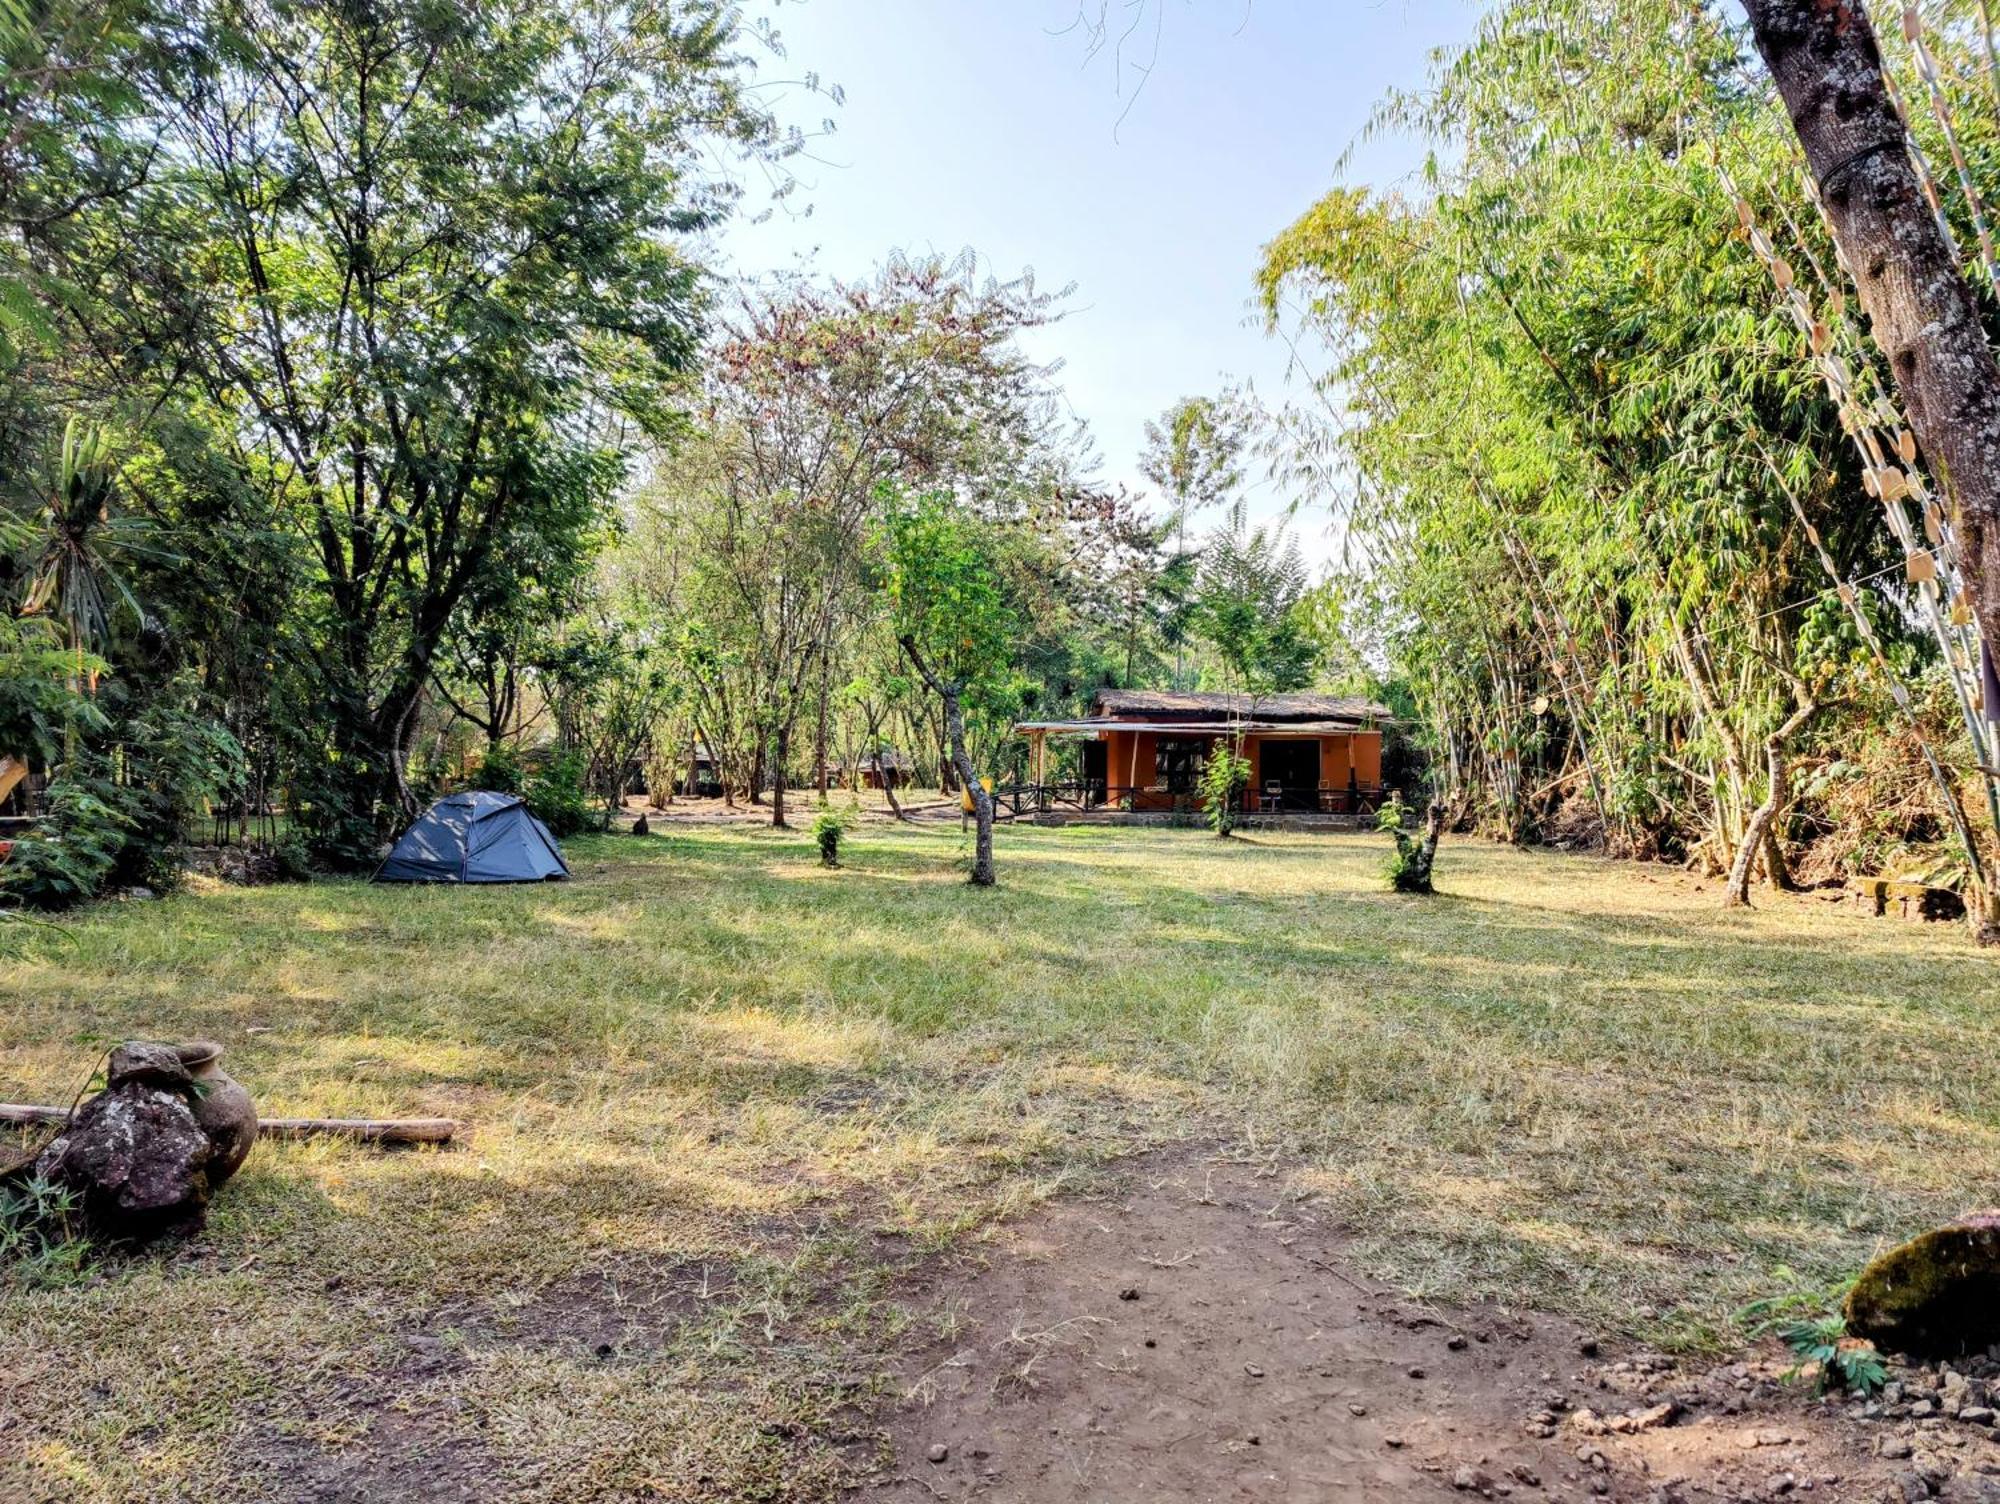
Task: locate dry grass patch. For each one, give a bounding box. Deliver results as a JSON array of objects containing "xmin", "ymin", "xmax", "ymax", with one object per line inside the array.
[{"xmin": 1, "ymin": 822, "xmax": 1995, "ymax": 1499}]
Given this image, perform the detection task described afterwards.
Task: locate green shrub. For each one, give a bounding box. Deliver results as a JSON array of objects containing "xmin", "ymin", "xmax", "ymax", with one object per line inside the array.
[
  {"xmin": 526, "ymin": 750, "xmax": 595, "ymax": 837},
  {"xmin": 0, "ymin": 673, "xmax": 242, "ymax": 904},
  {"xmin": 267, "ymin": 829, "xmax": 314, "ymax": 883},
  {"xmin": 812, "ymin": 808, "xmax": 848, "ymax": 867},
  {"xmin": 286, "ymin": 757, "xmax": 381, "ymax": 871},
  {"xmin": 1738, "ymin": 1270, "xmax": 1887, "ymax": 1396},
  {"xmin": 111, "ymin": 684, "xmax": 245, "ymax": 890},
  {"xmin": 1377, "ymin": 795, "xmax": 1437, "ymax": 894},
  {"xmin": 1199, "ymin": 743, "xmax": 1251, "ymax": 837},
  {"xmin": 474, "ymin": 744, "xmax": 524, "ymax": 794},
  {"xmin": 0, "ymin": 774, "xmax": 134, "ymax": 910}
]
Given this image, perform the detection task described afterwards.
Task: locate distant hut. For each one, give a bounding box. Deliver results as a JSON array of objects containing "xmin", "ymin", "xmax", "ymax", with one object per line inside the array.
[
  {"xmin": 1014, "ymin": 691, "xmax": 1391, "ymax": 814},
  {"xmin": 849, "ymin": 748, "xmax": 913, "ymax": 791},
  {"xmin": 680, "ymin": 742, "xmax": 723, "ymax": 798}
]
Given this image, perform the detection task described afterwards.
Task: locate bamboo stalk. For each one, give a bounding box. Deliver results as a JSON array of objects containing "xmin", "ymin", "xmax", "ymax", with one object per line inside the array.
[{"xmin": 0, "ymin": 1104, "xmax": 457, "ymax": 1144}]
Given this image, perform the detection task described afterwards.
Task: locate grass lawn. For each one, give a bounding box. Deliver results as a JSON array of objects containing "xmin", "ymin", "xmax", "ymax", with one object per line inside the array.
[{"xmin": 2, "ymin": 822, "xmax": 1995, "ymax": 1501}]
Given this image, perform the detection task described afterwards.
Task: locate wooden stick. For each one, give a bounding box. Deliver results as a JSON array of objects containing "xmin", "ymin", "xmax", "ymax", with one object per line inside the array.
[{"xmin": 0, "ymin": 1104, "xmax": 457, "ymax": 1144}]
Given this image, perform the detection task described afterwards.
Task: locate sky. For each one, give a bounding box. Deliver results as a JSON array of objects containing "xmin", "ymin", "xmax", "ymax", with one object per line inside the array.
[{"xmin": 716, "ymin": 0, "xmax": 1478, "ymax": 565}]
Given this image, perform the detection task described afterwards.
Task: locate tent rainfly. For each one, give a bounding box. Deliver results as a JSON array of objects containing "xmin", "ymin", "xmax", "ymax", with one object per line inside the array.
[{"xmin": 374, "ymin": 792, "xmax": 570, "ymax": 884}]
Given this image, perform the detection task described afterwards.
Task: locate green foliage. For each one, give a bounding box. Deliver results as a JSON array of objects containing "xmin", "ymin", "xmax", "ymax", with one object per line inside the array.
[
  {"xmin": 39, "ymin": 0, "xmax": 776, "ymax": 858},
  {"xmin": 110, "ymin": 677, "xmax": 245, "ymax": 889},
  {"xmin": 0, "ymin": 772, "xmax": 132, "ymax": 910},
  {"xmin": 882, "ymin": 488, "xmax": 1023, "ymax": 715},
  {"xmin": 1377, "ymin": 795, "xmax": 1437, "ymax": 895},
  {"xmin": 635, "ymin": 256, "xmax": 1063, "ymax": 817},
  {"xmin": 0, "ymin": 616, "xmax": 104, "ymax": 766},
  {"xmin": 1774, "ymin": 1316, "xmax": 1888, "ymax": 1397},
  {"xmin": 266, "ymin": 829, "xmax": 314, "ymax": 884},
  {"xmin": 1141, "ymin": 395, "xmax": 1248, "ymax": 524},
  {"xmin": 1198, "ymin": 742, "xmax": 1251, "ymax": 837},
  {"xmin": 24, "ymin": 419, "xmax": 147, "ymax": 653},
  {"xmin": 1190, "ymin": 501, "xmax": 1317, "ymax": 695},
  {"xmin": 287, "ymin": 756, "xmax": 384, "ymax": 872},
  {"xmin": 526, "ymin": 751, "xmax": 595, "ymax": 839},
  {"xmin": 473, "ymin": 745, "xmax": 525, "ymax": 796},
  {"xmin": 1739, "ymin": 1270, "xmax": 1887, "ymax": 1396},
  {"xmin": 812, "ymin": 807, "xmax": 849, "ymax": 868},
  {"xmin": 1251, "ymin": 0, "xmax": 1983, "ymax": 875},
  {"xmin": 0, "ymin": 1175, "xmax": 89, "ymax": 1289},
  {"xmin": 1141, "ymin": 393, "xmax": 1255, "ymax": 688}
]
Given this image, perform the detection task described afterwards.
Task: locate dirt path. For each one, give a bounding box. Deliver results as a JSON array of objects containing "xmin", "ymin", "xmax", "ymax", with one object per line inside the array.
[{"xmin": 868, "ymin": 1152, "xmax": 1988, "ymax": 1503}]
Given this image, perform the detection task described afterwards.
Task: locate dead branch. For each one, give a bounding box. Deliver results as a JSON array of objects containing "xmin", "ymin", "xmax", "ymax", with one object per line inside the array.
[{"xmin": 0, "ymin": 1104, "xmax": 457, "ymax": 1144}]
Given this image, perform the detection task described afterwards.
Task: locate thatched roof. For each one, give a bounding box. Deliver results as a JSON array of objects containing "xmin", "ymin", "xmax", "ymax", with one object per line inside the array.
[{"xmin": 1091, "ymin": 690, "xmax": 1388, "ymax": 723}]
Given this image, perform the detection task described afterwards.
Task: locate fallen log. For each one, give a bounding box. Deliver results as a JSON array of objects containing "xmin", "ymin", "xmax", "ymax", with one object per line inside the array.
[{"xmin": 0, "ymin": 1104, "xmax": 457, "ymax": 1144}]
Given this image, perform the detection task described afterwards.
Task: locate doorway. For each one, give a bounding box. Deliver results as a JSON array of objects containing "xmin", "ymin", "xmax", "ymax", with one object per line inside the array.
[
  {"xmin": 1258, "ymin": 740, "xmax": 1319, "ymax": 811},
  {"xmin": 1082, "ymin": 741, "xmax": 1108, "ymax": 807}
]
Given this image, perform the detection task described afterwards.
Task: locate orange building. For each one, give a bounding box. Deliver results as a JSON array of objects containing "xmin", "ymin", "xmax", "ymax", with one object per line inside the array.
[{"xmin": 1015, "ymin": 690, "xmax": 1390, "ymax": 816}]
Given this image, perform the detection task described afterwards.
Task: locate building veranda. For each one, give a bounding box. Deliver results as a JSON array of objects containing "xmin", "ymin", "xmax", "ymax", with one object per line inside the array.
[{"xmin": 1013, "ymin": 690, "xmax": 1391, "ymax": 823}]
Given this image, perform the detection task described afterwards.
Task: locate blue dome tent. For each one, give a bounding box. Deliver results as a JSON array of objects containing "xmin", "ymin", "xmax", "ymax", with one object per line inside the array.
[{"xmin": 374, "ymin": 792, "xmax": 570, "ymax": 884}]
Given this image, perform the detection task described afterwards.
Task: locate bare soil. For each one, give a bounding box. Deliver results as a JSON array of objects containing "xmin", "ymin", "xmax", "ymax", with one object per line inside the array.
[{"xmin": 866, "ymin": 1150, "xmax": 2000, "ymax": 1504}]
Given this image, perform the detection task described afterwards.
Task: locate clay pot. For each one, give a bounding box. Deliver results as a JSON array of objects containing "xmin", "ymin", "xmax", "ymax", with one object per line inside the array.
[{"xmin": 175, "ymin": 1040, "xmax": 258, "ymax": 1186}]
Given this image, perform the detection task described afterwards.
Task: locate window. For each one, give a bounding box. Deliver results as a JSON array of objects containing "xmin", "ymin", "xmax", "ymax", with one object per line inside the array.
[{"xmin": 1155, "ymin": 738, "xmax": 1207, "ymax": 794}]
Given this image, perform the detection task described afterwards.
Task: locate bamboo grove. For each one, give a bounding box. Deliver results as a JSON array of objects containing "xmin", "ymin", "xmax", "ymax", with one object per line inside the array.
[{"xmin": 1261, "ymin": 0, "xmax": 2000, "ymax": 924}]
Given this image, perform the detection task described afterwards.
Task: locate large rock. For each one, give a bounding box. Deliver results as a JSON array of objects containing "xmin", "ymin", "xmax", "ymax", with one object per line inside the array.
[
  {"xmin": 106, "ymin": 1040, "xmax": 196, "ymax": 1092},
  {"xmin": 1846, "ymin": 1213, "xmax": 2000, "ymax": 1357},
  {"xmin": 35, "ymin": 1083, "xmax": 214, "ymax": 1242}
]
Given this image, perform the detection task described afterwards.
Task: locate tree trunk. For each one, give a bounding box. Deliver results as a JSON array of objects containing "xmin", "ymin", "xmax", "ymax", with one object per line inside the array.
[
  {"xmin": 943, "ymin": 689, "xmax": 995, "ymax": 885},
  {"xmin": 900, "ymin": 635, "xmax": 995, "ymax": 885},
  {"xmin": 814, "ymin": 659, "xmax": 831, "ymax": 798},
  {"xmin": 1724, "ymin": 694, "xmax": 1817, "ymax": 908},
  {"xmin": 1414, "ymin": 801, "xmax": 1444, "ymax": 889},
  {"xmin": 864, "ymin": 703, "xmax": 908, "ymax": 821},
  {"xmin": 1394, "ymin": 800, "xmax": 1446, "ymax": 894},
  {"xmin": 1741, "ymin": 0, "xmax": 2000, "ymax": 658},
  {"xmin": 771, "ymin": 724, "xmax": 790, "ymax": 829},
  {"xmin": 1762, "ymin": 826, "xmax": 1798, "ymax": 893}
]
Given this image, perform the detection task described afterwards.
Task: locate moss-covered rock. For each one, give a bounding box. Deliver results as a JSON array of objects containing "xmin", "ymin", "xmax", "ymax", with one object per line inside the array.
[{"xmin": 1846, "ymin": 1212, "xmax": 2000, "ymax": 1357}]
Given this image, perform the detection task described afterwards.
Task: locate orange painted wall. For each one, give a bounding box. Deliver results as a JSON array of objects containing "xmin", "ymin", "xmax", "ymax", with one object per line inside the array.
[
  {"xmin": 1353, "ymin": 730, "xmax": 1383, "ymax": 785},
  {"xmin": 1321, "ymin": 735, "xmax": 1350, "ymax": 789},
  {"xmin": 1102, "ymin": 729, "xmax": 1167, "ymax": 808},
  {"xmin": 1095, "ymin": 726, "xmax": 1383, "ymax": 809}
]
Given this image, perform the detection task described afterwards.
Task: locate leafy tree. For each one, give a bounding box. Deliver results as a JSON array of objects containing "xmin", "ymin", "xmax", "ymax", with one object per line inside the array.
[
  {"xmin": 1190, "ymin": 500, "xmax": 1316, "ymax": 697},
  {"xmin": 60, "ymin": 0, "xmax": 773, "ymax": 863},
  {"xmin": 1087, "ymin": 486, "xmax": 1197, "ymax": 686},
  {"xmin": 1140, "ymin": 394, "xmax": 1249, "ymax": 686},
  {"xmin": 883, "ymin": 489, "xmax": 1019, "ymax": 886},
  {"xmin": 1198, "ymin": 739, "xmax": 1250, "ymax": 837},
  {"xmin": 0, "ymin": 0, "xmax": 173, "ymax": 369},
  {"xmin": 1250, "ymin": 0, "xmax": 1990, "ymax": 906},
  {"xmin": 20, "ymin": 419, "xmax": 145, "ymax": 661},
  {"xmin": 640, "ymin": 254, "xmax": 1060, "ymax": 826}
]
